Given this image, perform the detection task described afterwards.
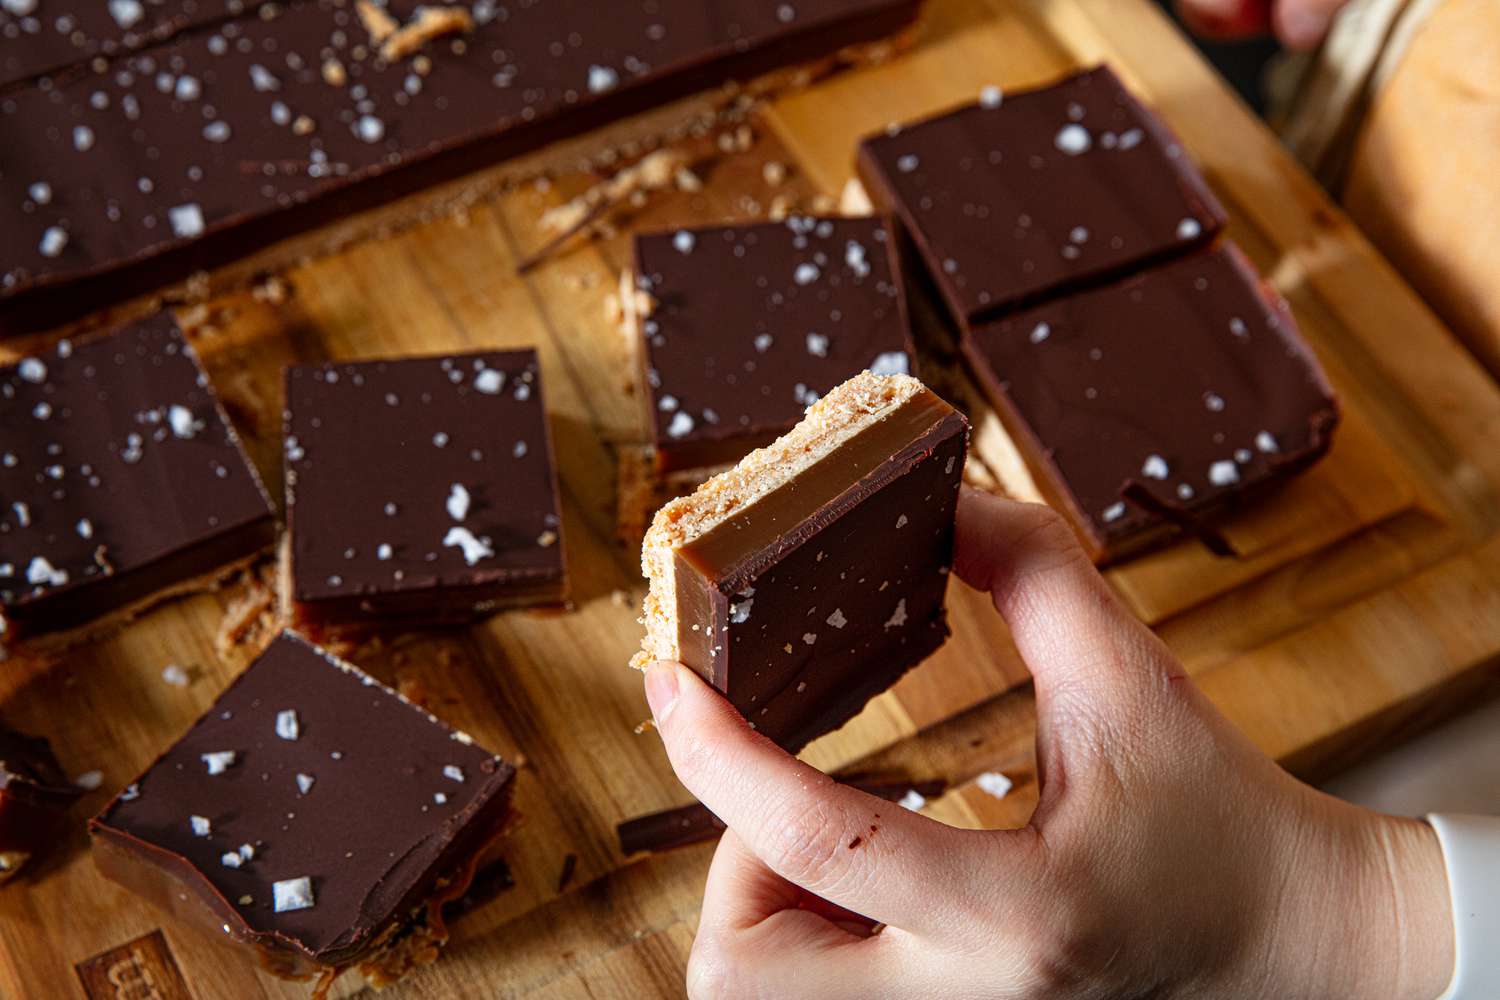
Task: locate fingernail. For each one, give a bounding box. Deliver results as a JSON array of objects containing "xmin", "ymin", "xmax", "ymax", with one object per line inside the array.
[{"xmin": 644, "ymin": 663, "xmax": 681, "ymax": 725}]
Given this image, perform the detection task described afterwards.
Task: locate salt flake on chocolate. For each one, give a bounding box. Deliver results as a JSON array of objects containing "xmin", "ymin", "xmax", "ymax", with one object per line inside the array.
[
  {"xmin": 168, "ymin": 405, "xmax": 201, "ymax": 438},
  {"xmin": 168, "ymin": 204, "xmax": 205, "ymax": 239},
  {"xmin": 108, "ymin": 0, "xmax": 143, "ymax": 27},
  {"xmin": 273, "ymin": 876, "xmax": 315, "ymax": 913},
  {"xmin": 587, "ymin": 65, "xmax": 618, "ymax": 93},
  {"xmin": 201, "ymin": 751, "xmax": 237, "ymax": 775},
  {"xmin": 446, "ymin": 483, "xmax": 471, "ymax": 521},
  {"xmin": 1208, "ymin": 460, "xmax": 1240, "ymax": 486},
  {"xmin": 39, "ymin": 227, "xmax": 69, "ymax": 258},
  {"xmin": 474, "ymin": 368, "xmax": 504, "ymax": 394},
  {"xmin": 1054, "ymin": 124, "xmax": 1090, "ymax": 155},
  {"xmin": 443, "ymin": 527, "xmax": 493, "ymax": 565},
  {"xmin": 26, "ymin": 557, "xmax": 68, "ymax": 587}
]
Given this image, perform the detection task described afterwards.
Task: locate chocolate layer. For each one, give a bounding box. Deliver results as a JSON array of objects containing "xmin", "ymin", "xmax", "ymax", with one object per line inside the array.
[
  {"xmin": 0, "ymin": 0, "xmax": 925, "ymax": 334},
  {"xmin": 89, "ymin": 630, "xmax": 517, "ymax": 978},
  {"xmin": 961, "ymin": 242, "xmax": 1340, "ymax": 562},
  {"xmin": 0, "ymin": 0, "xmax": 272, "ymax": 92},
  {"xmin": 0, "ymin": 723, "xmax": 84, "ymax": 884},
  {"xmin": 856, "ymin": 65, "xmax": 1225, "ymax": 325},
  {"xmin": 668, "ymin": 382, "xmax": 967, "ymax": 751},
  {"xmin": 284, "ymin": 349, "xmax": 565, "ymax": 630},
  {"xmin": 634, "ymin": 216, "xmax": 915, "ymax": 471},
  {"xmin": 0, "ymin": 312, "xmax": 275, "ymax": 651}
]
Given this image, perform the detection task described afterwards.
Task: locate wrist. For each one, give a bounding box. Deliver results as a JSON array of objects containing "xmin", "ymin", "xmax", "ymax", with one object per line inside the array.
[
  {"xmin": 1306, "ymin": 809, "xmax": 1454, "ymax": 1000},
  {"xmin": 1383, "ymin": 817, "xmax": 1455, "ymax": 1000}
]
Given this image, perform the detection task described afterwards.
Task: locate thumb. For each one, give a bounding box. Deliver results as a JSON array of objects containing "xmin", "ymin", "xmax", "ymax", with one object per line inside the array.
[
  {"xmin": 643, "ymin": 661, "xmax": 1034, "ymax": 933},
  {"xmin": 953, "ymin": 488, "xmax": 1185, "ymax": 707}
]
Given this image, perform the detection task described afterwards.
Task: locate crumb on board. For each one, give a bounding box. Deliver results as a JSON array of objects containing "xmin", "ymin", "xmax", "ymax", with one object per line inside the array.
[{"xmin": 215, "ymin": 565, "xmax": 279, "ymax": 655}]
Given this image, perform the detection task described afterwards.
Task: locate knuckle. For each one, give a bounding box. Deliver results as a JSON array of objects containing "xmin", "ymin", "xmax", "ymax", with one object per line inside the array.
[
  {"xmin": 758, "ymin": 794, "xmax": 851, "ymax": 890},
  {"xmin": 1003, "ymin": 865, "xmax": 1135, "ymax": 999},
  {"xmin": 666, "ymin": 725, "xmax": 719, "ymax": 790},
  {"xmin": 1003, "ymin": 507, "xmax": 1094, "ymax": 597}
]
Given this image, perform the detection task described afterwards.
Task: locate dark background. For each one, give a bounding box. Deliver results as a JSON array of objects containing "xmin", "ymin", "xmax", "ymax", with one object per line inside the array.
[{"xmin": 1155, "ymin": 0, "xmax": 1282, "ymax": 113}]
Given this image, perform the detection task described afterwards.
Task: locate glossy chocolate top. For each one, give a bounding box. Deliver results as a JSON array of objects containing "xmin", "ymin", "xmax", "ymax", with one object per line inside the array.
[
  {"xmin": 857, "ymin": 65, "xmax": 1226, "ymax": 323},
  {"xmin": 962, "ymin": 242, "xmax": 1339, "ymax": 546},
  {"xmin": 1, "ymin": 0, "xmax": 922, "ymax": 314},
  {"xmin": 0, "ymin": 313, "xmax": 272, "ymax": 619},
  {"xmin": 635, "ymin": 216, "xmax": 914, "ymax": 463},
  {"xmin": 284, "ymin": 349, "xmax": 563, "ymax": 606},
  {"xmin": 91, "ymin": 631, "xmax": 515, "ymax": 960},
  {"xmin": 0, "ymin": 0, "xmax": 271, "ymax": 91}
]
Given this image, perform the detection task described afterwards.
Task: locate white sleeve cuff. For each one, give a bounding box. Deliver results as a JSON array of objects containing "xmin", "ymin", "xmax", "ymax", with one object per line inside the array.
[{"xmin": 1427, "ymin": 814, "xmax": 1500, "ymax": 1000}]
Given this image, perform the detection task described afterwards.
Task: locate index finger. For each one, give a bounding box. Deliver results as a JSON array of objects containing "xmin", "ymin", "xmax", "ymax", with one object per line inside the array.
[{"xmin": 643, "ymin": 660, "xmax": 1031, "ymax": 934}]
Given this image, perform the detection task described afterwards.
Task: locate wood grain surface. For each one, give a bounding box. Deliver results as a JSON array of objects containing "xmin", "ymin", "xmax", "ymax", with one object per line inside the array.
[{"xmin": 2, "ymin": 0, "xmax": 1499, "ymax": 996}]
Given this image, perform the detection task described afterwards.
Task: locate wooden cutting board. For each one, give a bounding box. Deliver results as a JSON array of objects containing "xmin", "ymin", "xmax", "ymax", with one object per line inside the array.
[{"xmin": 3, "ymin": 0, "xmax": 1500, "ymax": 996}]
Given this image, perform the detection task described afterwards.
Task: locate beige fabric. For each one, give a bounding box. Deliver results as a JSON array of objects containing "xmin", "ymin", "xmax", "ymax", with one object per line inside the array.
[{"xmin": 1338, "ymin": 0, "xmax": 1500, "ymax": 379}]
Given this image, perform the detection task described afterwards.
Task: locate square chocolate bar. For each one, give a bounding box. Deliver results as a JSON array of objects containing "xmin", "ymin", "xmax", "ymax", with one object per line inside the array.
[
  {"xmin": 0, "ymin": 313, "xmax": 275, "ymax": 655},
  {"xmin": 0, "ymin": 0, "xmax": 924, "ymax": 335},
  {"xmin": 632, "ymin": 216, "xmax": 916, "ymax": 472},
  {"xmin": 961, "ymin": 242, "xmax": 1340, "ymax": 562},
  {"xmin": 638, "ymin": 372, "xmax": 968, "ymax": 751},
  {"xmin": 857, "ymin": 65, "xmax": 1226, "ymax": 325},
  {"xmin": 283, "ymin": 349, "xmax": 565, "ymax": 631},
  {"xmin": 90, "ymin": 630, "xmax": 517, "ymax": 988}
]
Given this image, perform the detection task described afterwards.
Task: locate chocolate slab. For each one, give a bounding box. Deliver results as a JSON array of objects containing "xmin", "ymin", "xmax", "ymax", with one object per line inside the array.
[
  {"xmin": 0, "ymin": 312, "xmax": 275, "ymax": 653},
  {"xmin": 643, "ymin": 375, "xmax": 968, "ymax": 751},
  {"xmin": 856, "ymin": 65, "xmax": 1226, "ymax": 325},
  {"xmin": 284, "ymin": 348, "xmax": 565, "ymax": 630},
  {"xmin": 0, "ymin": 722, "xmax": 84, "ymax": 884},
  {"xmin": 635, "ymin": 215, "xmax": 916, "ymax": 472},
  {"xmin": 961, "ymin": 242, "xmax": 1340, "ymax": 563},
  {"xmin": 89, "ymin": 630, "xmax": 517, "ymax": 981},
  {"xmin": 618, "ymin": 777, "xmax": 946, "ymax": 855},
  {"xmin": 0, "ymin": 0, "xmax": 272, "ymax": 92},
  {"xmin": 0, "ymin": 0, "xmax": 925, "ymax": 335}
]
